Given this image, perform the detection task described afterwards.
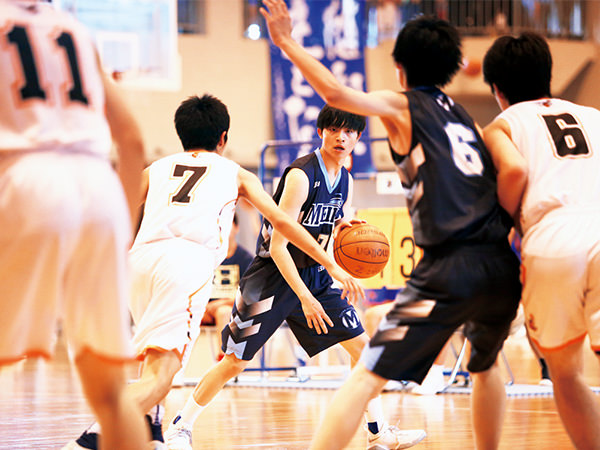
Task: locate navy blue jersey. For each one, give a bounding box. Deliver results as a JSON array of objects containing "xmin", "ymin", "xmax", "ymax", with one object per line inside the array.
[
  {"xmin": 256, "ymin": 149, "xmax": 349, "ymax": 268},
  {"xmin": 391, "ymin": 87, "xmax": 512, "ymax": 249}
]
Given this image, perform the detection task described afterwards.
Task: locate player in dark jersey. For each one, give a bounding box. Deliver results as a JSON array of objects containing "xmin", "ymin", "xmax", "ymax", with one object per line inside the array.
[
  {"xmin": 260, "ymin": 2, "xmax": 522, "ymax": 449},
  {"xmin": 164, "ymin": 105, "xmax": 424, "ymax": 450}
]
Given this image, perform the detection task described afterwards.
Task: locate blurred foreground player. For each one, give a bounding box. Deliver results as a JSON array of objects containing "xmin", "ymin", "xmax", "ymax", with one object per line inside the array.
[
  {"xmin": 260, "ymin": 1, "xmax": 522, "ymax": 448},
  {"xmin": 0, "ymin": 2, "xmax": 148, "ymax": 449}
]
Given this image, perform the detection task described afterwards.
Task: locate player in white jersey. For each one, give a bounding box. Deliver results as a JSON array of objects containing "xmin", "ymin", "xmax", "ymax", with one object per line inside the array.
[
  {"xmin": 0, "ymin": 1, "xmax": 148, "ymax": 449},
  {"xmin": 67, "ymin": 94, "xmax": 364, "ymax": 450},
  {"xmin": 483, "ymin": 32, "xmax": 600, "ymax": 449}
]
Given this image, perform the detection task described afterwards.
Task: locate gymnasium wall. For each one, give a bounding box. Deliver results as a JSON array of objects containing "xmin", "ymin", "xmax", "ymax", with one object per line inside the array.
[{"xmin": 119, "ymin": 1, "xmax": 600, "ymax": 170}]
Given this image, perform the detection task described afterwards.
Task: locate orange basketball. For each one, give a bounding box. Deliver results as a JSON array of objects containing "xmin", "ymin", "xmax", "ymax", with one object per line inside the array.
[{"xmin": 333, "ymin": 223, "xmax": 390, "ymax": 279}]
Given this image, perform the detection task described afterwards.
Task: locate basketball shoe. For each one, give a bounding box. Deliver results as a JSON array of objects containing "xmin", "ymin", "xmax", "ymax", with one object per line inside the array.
[
  {"xmin": 367, "ymin": 424, "xmax": 426, "ymax": 450},
  {"xmin": 61, "ymin": 413, "xmax": 165, "ymax": 450},
  {"xmin": 164, "ymin": 413, "xmax": 193, "ymax": 450}
]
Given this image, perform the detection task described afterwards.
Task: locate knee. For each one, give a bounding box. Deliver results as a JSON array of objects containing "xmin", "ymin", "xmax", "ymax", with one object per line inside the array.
[{"xmin": 220, "ymin": 353, "xmax": 248, "ymax": 378}]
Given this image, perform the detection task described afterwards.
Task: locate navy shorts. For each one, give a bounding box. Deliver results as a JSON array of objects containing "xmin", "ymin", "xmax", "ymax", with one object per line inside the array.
[
  {"xmin": 221, "ymin": 257, "xmax": 364, "ymax": 361},
  {"xmin": 361, "ymin": 241, "xmax": 521, "ymax": 383}
]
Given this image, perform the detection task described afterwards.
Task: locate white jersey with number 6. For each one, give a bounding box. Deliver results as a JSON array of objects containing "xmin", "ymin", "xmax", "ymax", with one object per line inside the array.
[
  {"xmin": 133, "ymin": 150, "xmax": 240, "ymax": 269},
  {"xmin": 498, "ymin": 98, "xmax": 600, "ymax": 234}
]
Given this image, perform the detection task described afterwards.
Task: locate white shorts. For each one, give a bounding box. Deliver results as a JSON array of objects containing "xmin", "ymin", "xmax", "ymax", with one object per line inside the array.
[
  {"xmin": 129, "ymin": 240, "xmax": 215, "ymax": 366},
  {"xmin": 0, "ymin": 151, "xmax": 133, "ymax": 363},
  {"xmin": 522, "ymin": 207, "xmax": 600, "ymax": 352}
]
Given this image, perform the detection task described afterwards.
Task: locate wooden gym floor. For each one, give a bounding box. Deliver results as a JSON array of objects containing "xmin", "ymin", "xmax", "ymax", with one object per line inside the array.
[{"xmin": 1, "ymin": 329, "xmax": 598, "ymax": 449}]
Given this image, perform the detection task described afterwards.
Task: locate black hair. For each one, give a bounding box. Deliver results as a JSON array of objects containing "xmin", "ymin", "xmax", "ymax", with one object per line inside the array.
[
  {"xmin": 392, "ymin": 15, "xmax": 462, "ymax": 88},
  {"xmin": 174, "ymin": 94, "xmax": 230, "ymax": 151},
  {"xmin": 483, "ymin": 32, "xmax": 552, "ymax": 105},
  {"xmin": 316, "ymin": 105, "xmax": 366, "ymax": 133}
]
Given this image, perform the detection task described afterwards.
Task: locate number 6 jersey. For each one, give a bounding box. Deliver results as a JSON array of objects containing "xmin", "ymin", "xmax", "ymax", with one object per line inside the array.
[
  {"xmin": 496, "ymin": 98, "xmax": 600, "ymax": 234},
  {"xmin": 0, "ymin": 2, "xmax": 111, "ymax": 156},
  {"xmin": 392, "ymin": 87, "xmax": 511, "ymax": 249},
  {"xmin": 132, "ymin": 151, "xmax": 240, "ymax": 269}
]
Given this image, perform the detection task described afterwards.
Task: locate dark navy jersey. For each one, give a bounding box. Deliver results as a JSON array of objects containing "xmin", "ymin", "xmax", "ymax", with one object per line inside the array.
[
  {"xmin": 391, "ymin": 87, "xmax": 512, "ymax": 249},
  {"xmin": 256, "ymin": 149, "xmax": 349, "ymax": 268}
]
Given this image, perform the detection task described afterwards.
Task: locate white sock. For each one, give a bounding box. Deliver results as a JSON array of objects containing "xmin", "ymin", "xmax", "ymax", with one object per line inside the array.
[
  {"xmin": 365, "ymin": 396, "xmax": 385, "ymax": 435},
  {"xmin": 88, "ymin": 422, "xmax": 101, "ymax": 434},
  {"xmin": 177, "ymin": 395, "xmax": 205, "ymax": 426},
  {"xmin": 147, "ymin": 404, "xmax": 164, "ymax": 425}
]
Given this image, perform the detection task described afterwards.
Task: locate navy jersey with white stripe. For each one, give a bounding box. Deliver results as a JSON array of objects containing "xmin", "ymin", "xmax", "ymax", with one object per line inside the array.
[
  {"xmin": 392, "ymin": 87, "xmax": 512, "ymax": 249},
  {"xmin": 257, "ymin": 149, "xmax": 348, "ymax": 268}
]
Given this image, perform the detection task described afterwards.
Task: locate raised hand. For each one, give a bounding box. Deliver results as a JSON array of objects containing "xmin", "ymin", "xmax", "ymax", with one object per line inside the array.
[{"xmin": 259, "ymin": 0, "xmax": 293, "ymax": 47}]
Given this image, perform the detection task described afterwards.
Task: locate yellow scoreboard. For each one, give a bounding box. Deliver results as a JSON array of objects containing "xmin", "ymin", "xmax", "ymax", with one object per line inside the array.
[{"xmin": 355, "ymin": 207, "xmax": 423, "ymax": 290}]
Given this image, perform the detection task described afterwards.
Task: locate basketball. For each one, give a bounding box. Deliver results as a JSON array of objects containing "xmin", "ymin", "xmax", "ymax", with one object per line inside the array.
[
  {"xmin": 333, "ymin": 223, "xmax": 390, "ymax": 279},
  {"xmin": 462, "ymin": 57, "xmax": 482, "ymax": 77}
]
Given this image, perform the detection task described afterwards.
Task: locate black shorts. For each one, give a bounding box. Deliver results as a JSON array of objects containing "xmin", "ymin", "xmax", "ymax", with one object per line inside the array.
[
  {"xmin": 221, "ymin": 257, "xmax": 364, "ymax": 361},
  {"xmin": 361, "ymin": 241, "xmax": 521, "ymax": 383}
]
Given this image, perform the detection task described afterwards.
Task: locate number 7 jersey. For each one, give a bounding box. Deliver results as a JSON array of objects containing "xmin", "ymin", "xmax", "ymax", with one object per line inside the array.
[
  {"xmin": 0, "ymin": 2, "xmax": 111, "ymax": 156},
  {"xmin": 497, "ymin": 98, "xmax": 600, "ymax": 234},
  {"xmin": 132, "ymin": 151, "xmax": 240, "ymax": 269}
]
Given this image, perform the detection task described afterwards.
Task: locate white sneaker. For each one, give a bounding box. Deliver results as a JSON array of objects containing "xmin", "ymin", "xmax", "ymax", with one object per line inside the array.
[
  {"xmin": 367, "ymin": 424, "xmax": 426, "ymax": 450},
  {"xmin": 164, "ymin": 414, "xmax": 193, "ymax": 450},
  {"xmin": 411, "ymin": 364, "xmax": 445, "ymax": 396}
]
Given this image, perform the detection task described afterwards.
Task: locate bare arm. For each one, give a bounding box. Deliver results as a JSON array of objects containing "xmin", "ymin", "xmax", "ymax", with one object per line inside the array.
[
  {"xmin": 260, "ymin": 0, "xmax": 407, "ymax": 119},
  {"xmin": 101, "ymin": 67, "xmax": 145, "ymax": 231},
  {"xmin": 237, "ymin": 168, "xmax": 364, "ymax": 304},
  {"xmin": 269, "ymin": 169, "xmax": 334, "ymax": 334},
  {"xmin": 482, "ymin": 119, "xmax": 528, "ymax": 221},
  {"xmin": 333, "ymin": 174, "xmax": 365, "ymax": 236}
]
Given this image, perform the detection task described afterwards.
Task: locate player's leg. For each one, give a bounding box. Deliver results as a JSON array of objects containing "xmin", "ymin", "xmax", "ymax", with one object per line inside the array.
[
  {"xmin": 470, "ymin": 360, "xmax": 505, "ymax": 450},
  {"xmin": 165, "ymin": 262, "xmax": 292, "ymax": 448},
  {"xmin": 127, "ymin": 349, "xmax": 182, "ymax": 414},
  {"xmin": 310, "ymin": 364, "xmax": 387, "ymax": 450},
  {"xmin": 542, "ymin": 338, "xmax": 600, "ymax": 448},
  {"xmin": 74, "ymin": 349, "xmax": 148, "ymax": 450}
]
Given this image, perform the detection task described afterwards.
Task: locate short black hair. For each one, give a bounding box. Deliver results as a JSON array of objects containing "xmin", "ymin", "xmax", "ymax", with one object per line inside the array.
[
  {"xmin": 174, "ymin": 94, "xmax": 230, "ymax": 151},
  {"xmin": 316, "ymin": 105, "xmax": 366, "ymax": 133},
  {"xmin": 483, "ymin": 32, "xmax": 552, "ymax": 105},
  {"xmin": 392, "ymin": 15, "xmax": 462, "ymax": 88}
]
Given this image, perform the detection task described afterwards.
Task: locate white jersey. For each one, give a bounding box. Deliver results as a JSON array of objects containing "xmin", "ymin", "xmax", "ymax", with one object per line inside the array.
[
  {"xmin": 133, "ymin": 151, "xmax": 240, "ymax": 268},
  {"xmin": 0, "ymin": 1, "xmax": 111, "ymax": 156},
  {"xmin": 498, "ymin": 98, "xmax": 600, "ymax": 234}
]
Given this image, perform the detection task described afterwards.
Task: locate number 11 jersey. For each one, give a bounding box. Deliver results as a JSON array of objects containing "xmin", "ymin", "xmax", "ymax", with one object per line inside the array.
[{"xmin": 0, "ymin": 2, "xmax": 111, "ymax": 156}]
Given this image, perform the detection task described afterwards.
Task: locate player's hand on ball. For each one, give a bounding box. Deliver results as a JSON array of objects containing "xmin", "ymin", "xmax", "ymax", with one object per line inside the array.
[
  {"xmin": 334, "ymin": 219, "xmax": 366, "ymax": 238},
  {"xmin": 329, "ymin": 265, "xmax": 365, "ymax": 305},
  {"xmin": 299, "ymin": 294, "xmax": 334, "ymax": 334}
]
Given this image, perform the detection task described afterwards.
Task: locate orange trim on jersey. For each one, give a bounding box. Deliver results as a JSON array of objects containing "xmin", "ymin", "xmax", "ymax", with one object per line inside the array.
[
  {"xmin": 136, "ymin": 346, "xmax": 184, "ymax": 362},
  {"xmin": 76, "ymin": 346, "xmax": 138, "ymax": 365},
  {"xmin": 217, "ymin": 198, "xmax": 238, "ymax": 247},
  {"xmin": 530, "ymin": 332, "xmax": 587, "ymax": 353},
  {"xmin": 0, "ymin": 350, "xmax": 51, "ymax": 366}
]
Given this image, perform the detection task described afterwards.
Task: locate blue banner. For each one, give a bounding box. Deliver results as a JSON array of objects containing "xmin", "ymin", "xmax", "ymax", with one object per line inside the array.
[{"xmin": 269, "ymin": 0, "xmax": 373, "ymax": 177}]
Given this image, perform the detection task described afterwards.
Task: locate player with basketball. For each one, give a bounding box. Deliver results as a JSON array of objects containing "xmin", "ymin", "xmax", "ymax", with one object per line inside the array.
[
  {"xmin": 65, "ymin": 94, "xmax": 364, "ymax": 450},
  {"xmin": 164, "ymin": 104, "xmax": 425, "ymax": 450},
  {"xmin": 259, "ymin": 1, "xmax": 523, "ymax": 449},
  {"xmin": 482, "ymin": 32, "xmax": 600, "ymax": 449}
]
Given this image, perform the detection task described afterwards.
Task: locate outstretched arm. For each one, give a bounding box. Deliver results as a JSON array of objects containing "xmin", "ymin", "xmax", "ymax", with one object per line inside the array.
[
  {"xmin": 260, "ymin": 0, "xmax": 406, "ymax": 119},
  {"xmin": 237, "ymin": 168, "xmax": 364, "ymax": 305}
]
